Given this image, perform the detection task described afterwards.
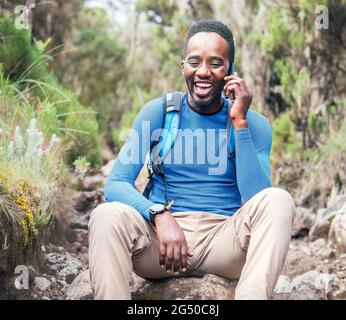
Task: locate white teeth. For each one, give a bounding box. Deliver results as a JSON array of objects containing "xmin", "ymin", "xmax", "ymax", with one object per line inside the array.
[{"xmin": 195, "ymin": 83, "xmax": 212, "ymax": 88}]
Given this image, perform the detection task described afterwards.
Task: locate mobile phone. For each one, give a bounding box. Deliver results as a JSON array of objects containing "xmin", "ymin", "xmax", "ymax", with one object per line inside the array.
[{"xmin": 227, "ymin": 63, "xmax": 236, "ymax": 100}]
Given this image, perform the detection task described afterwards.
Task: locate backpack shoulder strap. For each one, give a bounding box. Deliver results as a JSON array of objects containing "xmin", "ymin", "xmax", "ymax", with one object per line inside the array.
[
  {"xmin": 151, "ymin": 91, "xmax": 182, "ymax": 171},
  {"xmin": 144, "ymin": 92, "xmax": 183, "ymax": 203}
]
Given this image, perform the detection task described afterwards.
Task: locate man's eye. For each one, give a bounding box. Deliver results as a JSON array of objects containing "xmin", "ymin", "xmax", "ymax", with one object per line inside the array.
[
  {"xmin": 211, "ymin": 64, "xmax": 221, "ymax": 68},
  {"xmin": 188, "ymin": 61, "xmax": 199, "ymax": 67}
]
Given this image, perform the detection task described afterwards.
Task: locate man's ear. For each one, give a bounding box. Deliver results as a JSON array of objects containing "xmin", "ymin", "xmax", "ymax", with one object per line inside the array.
[{"xmin": 180, "ymin": 60, "xmax": 185, "ymax": 76}]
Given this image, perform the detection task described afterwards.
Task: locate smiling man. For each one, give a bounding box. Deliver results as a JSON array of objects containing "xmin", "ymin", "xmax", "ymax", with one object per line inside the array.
[{"xmin": 88, "ymin": 20, "xmax": 296, "ymax": 300}]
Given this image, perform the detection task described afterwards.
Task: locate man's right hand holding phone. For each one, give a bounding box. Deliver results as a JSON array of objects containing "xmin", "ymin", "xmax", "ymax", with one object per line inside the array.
[{"xmin": 224, "ymin": 70, "xmax": 252, "ymax": 130}]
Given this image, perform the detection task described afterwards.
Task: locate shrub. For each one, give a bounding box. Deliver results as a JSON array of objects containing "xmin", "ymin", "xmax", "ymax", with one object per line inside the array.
[
  {"xmin": 0, "ymin": 118, "xmax": 69, "ymax": 273},
  {"xmin": 271, "ymin": 112, "xmax": 302, "ymax": 163}
]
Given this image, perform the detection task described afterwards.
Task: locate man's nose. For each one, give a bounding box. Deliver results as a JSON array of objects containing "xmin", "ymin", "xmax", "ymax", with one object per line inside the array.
[{"xmin": 196, "ymin": 63, "xmax": 211, "ymax": 77}]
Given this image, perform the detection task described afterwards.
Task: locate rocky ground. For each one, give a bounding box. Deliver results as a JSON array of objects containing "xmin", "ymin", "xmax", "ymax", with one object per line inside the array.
[{"xmin": 5, "ymin": 160, "xmax": 346, "ymax": 300}]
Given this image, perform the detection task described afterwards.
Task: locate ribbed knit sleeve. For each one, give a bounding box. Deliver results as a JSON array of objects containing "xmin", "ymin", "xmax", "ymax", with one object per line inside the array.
[
  {"xmin": 234, "ymin": 111, "xmax": 272, "ymax": 203},
  {"xmin": 103, "ymin": 97, "xmax": 164, "ymax": 221}
]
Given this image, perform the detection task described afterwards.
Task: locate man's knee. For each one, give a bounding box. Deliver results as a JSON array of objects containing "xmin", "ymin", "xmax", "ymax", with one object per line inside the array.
[
  {"xmin": 88, "ymin": 201, "xmax": 140, "ymax": 231},
  {"xmin": 263, "ymin": 187, "xmax": 296, "ymax": 222}
]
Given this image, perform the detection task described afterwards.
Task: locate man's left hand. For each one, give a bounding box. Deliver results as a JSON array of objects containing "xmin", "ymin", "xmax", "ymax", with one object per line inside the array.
[{"xmin": 223, "ymin": 72, "xmax": 252, "ymax": 124}]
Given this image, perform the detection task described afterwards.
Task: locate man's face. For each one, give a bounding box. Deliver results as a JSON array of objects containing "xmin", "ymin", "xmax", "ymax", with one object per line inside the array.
[{"xmin": 181, "ymin": 32, "xmax": 230, "ymax": 111}]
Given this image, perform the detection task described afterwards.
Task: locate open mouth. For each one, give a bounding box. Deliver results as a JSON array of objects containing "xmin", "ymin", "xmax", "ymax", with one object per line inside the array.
[{"xmin": 194, "ymin": 82, "xmax": 213, "ymax": 97}]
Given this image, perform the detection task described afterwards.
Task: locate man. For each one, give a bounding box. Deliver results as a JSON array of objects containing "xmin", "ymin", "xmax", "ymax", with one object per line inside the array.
[{"xmin": 88, "ymin": 20, "xmax": 295, "ymax": 300}]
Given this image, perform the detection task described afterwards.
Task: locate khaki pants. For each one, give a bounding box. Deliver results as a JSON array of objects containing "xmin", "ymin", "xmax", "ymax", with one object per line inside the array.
[{"xmin": 88, "ymin": 187, "xmax": 295, "ymax": 300}]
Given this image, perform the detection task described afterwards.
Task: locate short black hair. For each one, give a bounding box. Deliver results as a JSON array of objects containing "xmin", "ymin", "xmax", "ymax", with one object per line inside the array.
[{"xmin": 184, "ymin": 19, "xmax": 235, "ymax": 65}]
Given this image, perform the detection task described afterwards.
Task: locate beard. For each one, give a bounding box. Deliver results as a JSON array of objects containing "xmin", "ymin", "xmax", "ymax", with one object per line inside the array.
[
  {"xmin": 194, "ymin": 94, "xmax": 220, "ymax": 110},
  {"xmin": 186, "ymin": 79, "xmax": 224, "ymax": 111}
]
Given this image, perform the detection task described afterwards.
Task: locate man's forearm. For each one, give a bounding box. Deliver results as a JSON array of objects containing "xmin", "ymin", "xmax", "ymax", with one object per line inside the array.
[
  {"xmin": 104, "ymin": 180, "xmax": 154, "ymax": 221},
  {"xmin": 234, "ymin": 128, "xmax": 272, "ymax": 202}
]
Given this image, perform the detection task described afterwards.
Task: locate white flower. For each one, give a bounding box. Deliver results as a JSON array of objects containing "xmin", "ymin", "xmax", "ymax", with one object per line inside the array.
[
  {"xmin": 7, "ymin": 141, "xmax": 14, "ymax": 159},
  {"xmin": 14, "ymin": 126, "xmax": 24, "ymax": 154}
]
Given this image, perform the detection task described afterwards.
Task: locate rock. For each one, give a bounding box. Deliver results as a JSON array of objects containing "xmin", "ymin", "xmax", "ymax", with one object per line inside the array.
[
  {"xmin": 34, "ymin": 277, "xmax": 51, "ymax": 291},
  {"xmin": 274, "ymin": 275, "xmax": 292, "ymax": 294},
  {"xmin": 71, "ymin": 190, "xmax": 104, "ymax": 213},
  {"xmin": 132, "ymin": 274, "xmax": 237, "ymax": 300},
  {"xmin": 45, "ymin": 252, "xmax": 84, "ymax": 284},
  {"xmin": 282, "ymin": 241, "xmax": 320, "ymax": 277},
  {"xmin": 309, "ymin": 218, "xmax": 332, "ymax": 240},
  {"xmin": 310, "ymin": 199, "xmax": 346, "ymax": 241},
  {"xmin": 309, "ymin": 239, "xmax": 333, "ymax": 259},
  {"xmin": 70, "ymin": 229, "xmax": 89, "ymax": 254},
  {"xmin": 328, "ymin": 214, "xmax": 346, "ymax": 255},
  {"xmin": 48, "ymin": 245, "xmax": 67, "ymax": 255},
  {"xmin": 82, "ymin": 175, "xmax": 105, "ymax": 191},
  {"xmin": 292, "ymin": 207, "xmax": 316, "ymax": 238},
  {"xmin": 328, "ymin": 275, "xmax": 346, "ymax": 300},
  {"xmin": 288, "ymin": 271, "xmax": 334, "ymax": 300},
  {"xmin": 69, "ymin": 211, "xmax": 90, "ymax": 230},
  {"xmin": 27, "ymin": 265, "xmax": 39, "ymax": 285},
  {"xmin": 326, "ymin": 194, "xmax": 346, "ymax": 212},
  {"xmin": 46, "ymin": 253, "xmax": 67, "ymax": 273},
  {"xmin": 66, "ymin": 270, "xmax": 93, "ymax": 300},
  {"xmin": 58, "ymin": 260, "xmax": 84, "ymax": 284},
  {"xmin": 67, "ymin": 271, "xmax": 237, "ymax": 300},
  {"xmin": 101, "ymin": 160, "xmax": 115, "ymax": 177}
]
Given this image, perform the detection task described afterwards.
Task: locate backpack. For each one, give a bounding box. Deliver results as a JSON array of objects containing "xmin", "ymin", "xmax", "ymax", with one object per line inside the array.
[{"xmin": 142, "ymin": 92, "xmax": 235, "ymax": 205}]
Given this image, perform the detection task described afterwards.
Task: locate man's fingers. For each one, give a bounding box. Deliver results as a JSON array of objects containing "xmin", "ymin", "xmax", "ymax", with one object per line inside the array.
[
  {"xmin": 181, "ymin": 246, "xmax": 188, "ymax": 272},
  {"xmin": 225, "ymin": 84, "xmax": 238, "ymax": 97},
  {"xmin": 173, "ymin": 245, "xmax": 181, "ymax": 274},
  {"xmin": 187, "ymin": 248, "xmax": 194, "ymax": 257},
  {"xmin": 224, "ymin": 72, "xmax": 240, "ymax": 81},
  {"xmin": 223, "ymin": 79, "xmax": 243, "ymax": 90},
  {"xmin": 159, "ymin": 243, "xmax": 166, "ymax": 268},
  {"xmin": 165, "ymin": 244, "xmax": 174, "ymax": 272}
]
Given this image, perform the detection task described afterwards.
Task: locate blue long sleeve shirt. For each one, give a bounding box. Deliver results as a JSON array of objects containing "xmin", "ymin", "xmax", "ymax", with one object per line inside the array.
[{"xmin": 104, "ymin": 93, "xmax": 272, "ymax": 221}]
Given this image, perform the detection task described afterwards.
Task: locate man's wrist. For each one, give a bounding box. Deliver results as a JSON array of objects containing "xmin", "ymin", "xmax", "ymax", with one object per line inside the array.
[
  {"xmin": 232, "ymin": 118, "xmax": 248, "ymax": 130},
  {"xmin": 153, "ymin": 210, "xmax": 171, "ymax": 224}
]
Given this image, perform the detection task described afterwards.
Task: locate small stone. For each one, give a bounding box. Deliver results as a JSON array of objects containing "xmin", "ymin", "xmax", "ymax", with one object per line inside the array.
[
  {"xmin": 309, "ymin": 219, "xmax": 332, "ymax": 241},
  {"xmin": 328, "ymin": 214, "xmax": 346, "ymax": 255},
  {"xmin": 58, "ymin": 280, "xmax": 67, "ymax": 286},
  {"xmin": 274, "ymin": 275, "xmax": 292, "ymax": 294},
  {"xmin": 309, "ymin": 239, "xmax": 333, "ymax": 258},
  {"xmin": 34, "ymin": 277, "xmax": 51, "ymax": 291},
  {"xmin": 46, "ymin": 253, "xmax": 66, "ymax": 266},
  {"xmin": 58, "ymin": 260, "xmax": 83, "ymax": 284}
]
